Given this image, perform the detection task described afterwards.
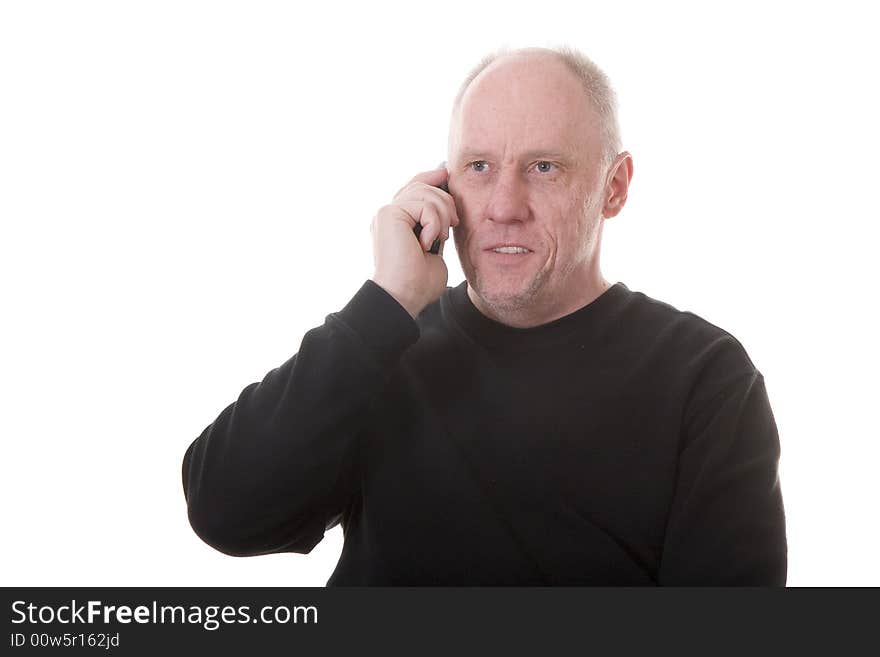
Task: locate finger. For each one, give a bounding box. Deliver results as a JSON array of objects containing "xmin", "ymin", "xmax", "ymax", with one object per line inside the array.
[
  {"xmin": 394, "ymin": 183, "xmax": 458, "ymax": 231},
  {"xmin": 411, "ymin": 166, "xmax": 449, "ymax": 188},
  {"xmin": 416, "ymin": 201, "xmax": 444, "ymax": 252},
  {"xmin": 394, "ymin": 167, "xmax": 449, "ymax": 198},
  {"xmin": 393, "ymin": 180, "xmax": 450, "ymax": 206},
  {"xmin": 394, "ymin": 197, "xmax": 452, "ymax": 238},
  {"xmin": 412, "ymin": 179, "xmax": 460, "ymax": 229}
]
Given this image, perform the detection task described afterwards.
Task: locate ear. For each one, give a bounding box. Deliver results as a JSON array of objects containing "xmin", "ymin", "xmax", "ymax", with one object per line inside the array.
[{"xmin": 601, "ymin": 151, "xmax": 634, "ymax": 219}]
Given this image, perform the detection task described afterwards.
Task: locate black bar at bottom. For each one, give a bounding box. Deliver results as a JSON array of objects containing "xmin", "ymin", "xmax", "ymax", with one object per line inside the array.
[{"xmin": 2, "ymin": 587, "xmax": 876, "ymax": 655}]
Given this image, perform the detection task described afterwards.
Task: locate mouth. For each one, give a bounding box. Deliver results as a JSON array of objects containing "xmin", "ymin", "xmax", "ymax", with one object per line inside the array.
[{"xmin": 484, "ymin": 244, "xmax": 533, "ymax": 255}]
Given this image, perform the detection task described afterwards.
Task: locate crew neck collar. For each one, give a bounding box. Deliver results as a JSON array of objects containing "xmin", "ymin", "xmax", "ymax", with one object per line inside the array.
[{"xmin": 443, "ymin": 280, "xmax": 629, "ymax": 352}]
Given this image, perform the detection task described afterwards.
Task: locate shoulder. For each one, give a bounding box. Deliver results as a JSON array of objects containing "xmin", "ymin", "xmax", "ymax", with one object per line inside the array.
[
  {"xmin": 613, "ymin": 286, "xmax": 769, "ymax": 449},
  {"xmin": 617, "ymin": 284, "xmax": 758, "ymax": 384}
]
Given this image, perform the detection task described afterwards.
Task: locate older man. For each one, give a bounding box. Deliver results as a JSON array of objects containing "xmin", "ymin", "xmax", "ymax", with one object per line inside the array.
[{"xmin": 182, "ymin": 46, "xmax": 787, "ymax": 585}]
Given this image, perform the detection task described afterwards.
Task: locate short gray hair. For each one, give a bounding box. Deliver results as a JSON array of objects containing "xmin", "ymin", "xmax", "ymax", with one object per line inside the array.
[{"xmin": 451, "ymin": 45, "xmax": 622, "ymax": 167}]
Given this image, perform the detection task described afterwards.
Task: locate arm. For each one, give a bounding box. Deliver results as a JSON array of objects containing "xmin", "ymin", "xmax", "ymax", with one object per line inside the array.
[
  {"xmin": 658, "ymin": 367, "xmax": 788, "ymax": 585},
  {"xmin": 182, "ymin": 280, "xmax": 418, "ymax": 557}
]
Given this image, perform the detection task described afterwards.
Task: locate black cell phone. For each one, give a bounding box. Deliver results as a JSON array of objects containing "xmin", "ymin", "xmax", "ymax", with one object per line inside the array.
[{"xmin": 413, "ymin": 162, "xmax": 448, "ymax": 255}]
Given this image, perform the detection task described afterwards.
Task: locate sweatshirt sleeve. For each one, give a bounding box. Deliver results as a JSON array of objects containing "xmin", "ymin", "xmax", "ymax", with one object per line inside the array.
[
  {"xmin": 657, "ymin": 368, "xmax": 788, "ymax": 586},
  {"xmin": 181, "ymin": 280, "xmax": 419, "ymax": 557}
]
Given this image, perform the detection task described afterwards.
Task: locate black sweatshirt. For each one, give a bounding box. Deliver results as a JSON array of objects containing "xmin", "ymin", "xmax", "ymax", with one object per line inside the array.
[{"xmin": 182, "ymin": 280, "xmax": 787, "ymax": 585}]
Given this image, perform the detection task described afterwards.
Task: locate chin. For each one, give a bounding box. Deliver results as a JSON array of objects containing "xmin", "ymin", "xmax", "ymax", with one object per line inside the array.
[{"xmin": 472, "ymin": 270, "xmax": 546, "ymax": 314}]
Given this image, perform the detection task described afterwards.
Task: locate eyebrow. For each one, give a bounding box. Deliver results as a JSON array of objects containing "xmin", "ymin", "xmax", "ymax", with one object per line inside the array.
[{"xmin": 457, "ymin": 149, "xmax": 575, "ymax": 163}]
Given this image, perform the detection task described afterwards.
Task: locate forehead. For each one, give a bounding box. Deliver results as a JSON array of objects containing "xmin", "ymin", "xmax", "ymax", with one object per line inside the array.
[{"xmin": 453, "ymin": 54, "xmax": 599, "ymax": 157}]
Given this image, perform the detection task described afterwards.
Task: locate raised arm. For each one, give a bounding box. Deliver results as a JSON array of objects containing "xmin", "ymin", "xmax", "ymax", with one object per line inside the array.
[
  {"xmin": 183, "ymin": 165, "xmax": 459, "ymax": 558},
  {"xmin": 182, "ymin": 281, "xmax": 419, "ymax": 556}
]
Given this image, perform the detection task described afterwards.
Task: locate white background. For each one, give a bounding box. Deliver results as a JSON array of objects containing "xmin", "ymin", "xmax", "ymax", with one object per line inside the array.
[{"xmin": 1, "ymin": 0, "xmax": 877, "ymax": 587}]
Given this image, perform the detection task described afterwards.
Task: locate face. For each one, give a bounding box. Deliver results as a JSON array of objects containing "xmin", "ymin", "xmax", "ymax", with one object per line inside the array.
[{"xmin": 448, "ymin": 54, "xmax": 613, "ymax": 326}]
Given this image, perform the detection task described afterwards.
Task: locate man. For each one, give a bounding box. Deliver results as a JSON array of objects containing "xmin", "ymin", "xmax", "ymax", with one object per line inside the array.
[{"xmin": 182, "ymin": 46, "xmax": 787, "ymax": 585}]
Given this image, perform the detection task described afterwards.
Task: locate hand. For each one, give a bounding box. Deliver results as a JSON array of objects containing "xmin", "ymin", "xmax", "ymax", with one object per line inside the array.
[{"xmin": 370, "ymin": 166, "xmax": 460, "ymax": 318}]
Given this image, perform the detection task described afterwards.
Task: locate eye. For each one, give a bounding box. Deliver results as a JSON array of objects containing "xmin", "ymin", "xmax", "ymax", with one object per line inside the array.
[
  {"xmin": 535, "ymin": 161, "xmax": 555, "ymax": 173},
  {"xmin": 469, "ymin": 160, "xmax": 488, "ymax": 173}
]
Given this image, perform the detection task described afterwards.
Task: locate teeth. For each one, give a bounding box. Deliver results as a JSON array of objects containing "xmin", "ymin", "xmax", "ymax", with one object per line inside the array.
[{"xmin": 492, "ymin": 246, "xmax": 530, "ymax": 254}]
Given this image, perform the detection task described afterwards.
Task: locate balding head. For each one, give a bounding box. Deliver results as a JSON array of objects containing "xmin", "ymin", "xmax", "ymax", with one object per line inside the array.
[{"xmin": 449, "ymin": 46, "xmax": 621, "ymax": 168}]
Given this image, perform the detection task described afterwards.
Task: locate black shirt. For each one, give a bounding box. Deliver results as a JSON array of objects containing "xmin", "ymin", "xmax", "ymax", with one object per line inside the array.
[{"xmin": 182, "ymin": 280, "xmax": 787, "ymax": 585}]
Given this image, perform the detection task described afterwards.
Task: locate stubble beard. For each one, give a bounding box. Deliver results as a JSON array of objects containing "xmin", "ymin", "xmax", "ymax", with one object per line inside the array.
[{"xmin": 471, "ymin": 264, "xmax": 550, "ymax": 316}]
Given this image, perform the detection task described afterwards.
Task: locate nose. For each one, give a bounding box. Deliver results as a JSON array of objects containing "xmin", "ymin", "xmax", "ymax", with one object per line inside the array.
[{"xmin": 484, "ymin": 166, "xmax": 530, "ymax": 225}]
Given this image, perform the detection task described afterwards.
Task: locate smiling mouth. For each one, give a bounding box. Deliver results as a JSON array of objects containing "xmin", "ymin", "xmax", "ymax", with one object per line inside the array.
[{"xmin": 489, "ymin": 246, "xmax": 532, "ymax": 254}]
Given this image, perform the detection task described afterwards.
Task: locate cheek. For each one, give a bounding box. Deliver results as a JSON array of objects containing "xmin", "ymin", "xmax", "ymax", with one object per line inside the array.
[{"xmin": 547, "ymin": 204, "xmax": 591, "ymax": 256}]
